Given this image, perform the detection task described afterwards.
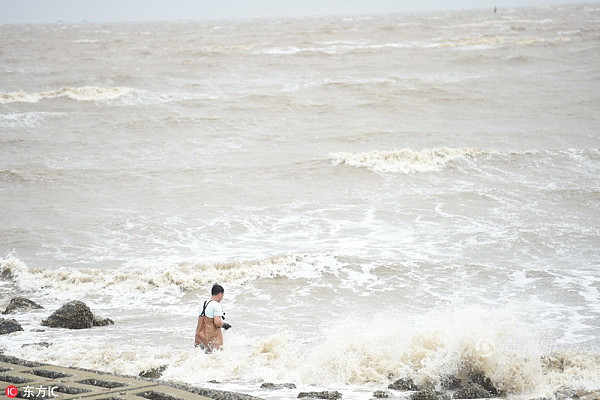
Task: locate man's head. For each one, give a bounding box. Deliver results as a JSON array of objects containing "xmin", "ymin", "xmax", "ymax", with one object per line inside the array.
[{"xmin": 211, "ymin": 284, "xmax": 224, "ymax": 301}]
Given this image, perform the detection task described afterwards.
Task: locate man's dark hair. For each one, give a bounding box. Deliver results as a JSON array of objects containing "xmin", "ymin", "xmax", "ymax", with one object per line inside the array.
[{"xmin": 212, "ymin": 284, "xmax": 224, "ymax": 296}]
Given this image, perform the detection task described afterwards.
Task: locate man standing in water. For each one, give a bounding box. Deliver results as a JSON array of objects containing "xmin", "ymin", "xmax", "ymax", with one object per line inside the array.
[{"xmin": 195, "ymin": 284, "xmax": 231, "ymax": 352}]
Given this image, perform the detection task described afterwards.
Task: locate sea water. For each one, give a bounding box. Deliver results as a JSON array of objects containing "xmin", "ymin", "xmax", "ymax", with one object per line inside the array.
[{"xmin": 1, "ymin": 4, "xmax": 599, "ymax": 399}]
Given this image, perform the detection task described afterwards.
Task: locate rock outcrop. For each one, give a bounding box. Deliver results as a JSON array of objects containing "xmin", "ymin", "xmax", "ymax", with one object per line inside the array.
[
  {"xmin": 139, "ymin": 365, "xmax": 168, "ymax": 379},
  {"xmin": 41, "ymin": 301, "xmax": 114, "ymax": 329},
  {"xmin": 387, "ymin": 371, "xmax": 502, "ymax": 400},
  {"xmin": 372, "ymin": 390, "xmax": 391, "ymax": 398},
  {"xmin": 297, "ymin": 391, "xmax": 342, "ymax": 399},
  {"xmin": 389, "ymin": 378, "xmax": 421, "ymax": 391},
  {"xmin": 453, "ymin": 382, "xmax": 494, "ymax": 399},
  {"xmin": 0, "ymin": 318, "xmax": 24, "ymax": 335},
  {"xmin": 260, "ymin": 383, "xmax": 297, "ymax": 390},
  {"xmin": 2, "ymin": 297, "xmax": 43, "ymax": 314},
  {"xmin": 410, "ymin": 390, "xmax": 446, "ymax": 400}
]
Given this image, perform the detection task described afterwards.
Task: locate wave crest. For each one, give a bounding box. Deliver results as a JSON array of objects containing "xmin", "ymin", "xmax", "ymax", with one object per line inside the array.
[
  {"xmin": 0, "ymin": 86, "xmax": 133, "ymax": 104},
  {"xmin": 163, "ymin": 308, "xmax": 600, "ymax": 396},
  {"xmin": 329, "ymin": 147, "xmax": 485, "ymax": 174},
  {"xmin": 0, "ymin": 112, "xmax": 66, "ymax": 128},
  {"xmin": 0, "ymin": 254, "xmax": 328, "ymax": 301}
]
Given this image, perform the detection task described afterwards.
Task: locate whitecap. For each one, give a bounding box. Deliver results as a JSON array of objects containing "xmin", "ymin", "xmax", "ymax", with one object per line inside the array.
[
  {"xmin": 329, "ymin": 147, "xmax": 488, "ymax": 174},
  {"xmin": 0, "ymin": 86, "xmax": 133, "ymax": 104},
  {"xmin": 0, "ymin": 112, "xmax": 66, "ymax": 128},
  {"xmin": 0, "ymin": 253, "xmax": 341, "ymax": 304}
]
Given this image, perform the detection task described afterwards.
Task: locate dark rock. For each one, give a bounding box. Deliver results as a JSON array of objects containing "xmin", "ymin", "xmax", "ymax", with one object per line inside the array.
[
  {"xmin": 260, "ymin": 383, "xmax": 296, "ymax": 390},
  {"xmin": 373, "ymin": 390, "xmax": 391, "ymax": 398},
  {"xmin": 554, "ymin": 387, "xmax": 577, "ymax": 400},
  {"xmin": 139, "ymin": 365, "xmax": 167, "ymax": 379},
  {"xmin": 410, "ymin": 390, "xmax": 444, "ymax": 400},
  {"xmin": 42, "ymin": 301, "xmax": 94, "ymax": 329},
  {"xmin": 389, "ymin": 377, "xmax": 420, "ymax": 391},
  {"xmin": 93, "ymin": 316, "xmax": 114, "ymax": 327},
  {"xmin": 3, "ymin": 297, "xmax": 43, "ymax": 314},
  {"xmin": 298, "ymin": 391, "xmax": 342, "ymax": 399},
  {"xmin": 440, "ymin": 376, "xmax": 462, "ymax": 390},
  {"xmin": 166, "ymin": 380, "xmax": 263, "ymax": 400},
  {"xmin": 21, "ymin": 342, "xmax": 51, "ymax": 349},
  {"xmin": 260, "ymin": 383, "xmax": 275, "ymax": 390},
  {"xmin": 552, "ymin": 387, "xmax": 600, "ymax": 400},
  {"xmin": 470, "ymin": 372, "xmax": 500, "ymax": 396},
  {"xmin": 41, "ymin": 301, "xmax": 112, "ymax": 330},
  {"xmin": 0, "ymin": 318, "xmax": 24, "ymax": 334},
  {"xmin": 131, "ymin": 391, "xmax": 174, "ymax": 400},
  {"xmin": 0, "ymin": 354, "xmax": 43, "ymax": 367},
  {"xmin": 453, "ymin": 383, "xmax": 493, "ymax": 399},
  {"xmin": 578, "ymin": 390, "xmax": 600, "ymax": 400}
]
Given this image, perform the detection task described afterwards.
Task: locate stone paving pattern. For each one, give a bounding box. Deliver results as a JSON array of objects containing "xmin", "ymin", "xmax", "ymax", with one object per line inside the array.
[{"xmin": 0, "ymin": 355, "xmax": 261, "ymax": 400}]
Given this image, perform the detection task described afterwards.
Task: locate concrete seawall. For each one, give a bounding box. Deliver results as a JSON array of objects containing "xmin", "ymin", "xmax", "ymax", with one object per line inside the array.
[{"xmin": 0, "ymin": 355, "xmax": 262, "ymax": 400}]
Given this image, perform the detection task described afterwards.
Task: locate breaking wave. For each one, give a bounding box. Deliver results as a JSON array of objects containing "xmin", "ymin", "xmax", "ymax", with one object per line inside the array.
[
  {"xmin": 0, "ymin": 86, "xmax": 220, "ymax": 105},
  {"xmin": 0, "ymin": 253, "xmax": 338, "ymax": 301},
  {"xmin": 162, "ymin": 308, "xmax": 600, "ymax": 398},
  {"xmin": 257, "ymin": 34, "xmax": 571, "ymax": 56},
  {"xmin": 0, "ymin": 86, "xmax": 133, "ymax": 104},
  {"xmin": 329, "ymin": 147, "xmax": 487, "ymax": 174},
  {"xmin": 14, "ymin": 305, "xmax": 599, "ymax": 398},
  {"xmin": 258, "ymin": 34, "xmax": 572, "ymax": 56},
  {"xmin": 432, "ymin": 35, "xmax": 572, "ymax": 49},
  {"xmin": 0, "ymin": 112, "xmax": 66, "ymax": 128},
  {"xmin": 293, "ymin": 308, "xmax": 600, "ymax": 396},
  {"xmin": 260, "ymin": 41, "xmax": 410, "ymax": 55}
]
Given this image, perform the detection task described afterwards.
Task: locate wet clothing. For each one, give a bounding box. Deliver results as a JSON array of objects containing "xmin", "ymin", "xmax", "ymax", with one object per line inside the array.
[{"xmin": 194, "ymin": 300, "xmax": 224, "ymax": 351}]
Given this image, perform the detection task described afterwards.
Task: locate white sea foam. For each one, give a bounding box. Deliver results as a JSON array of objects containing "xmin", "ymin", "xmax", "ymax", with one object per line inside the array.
[
  {"xmin": 236, "ymin": 308, "xmax": 598, "ymax": 396},
  {"xmin": 431, "ymin": 35, "xmax": 571, "ymax": 49},
  {"xmin": 10, "ymin": 305, "xmax": 599, "ymax": 398},
  {"xmin": 71, "ymin": 39, "xmax": 99, "ymax": 44},
  {"xmin": 272, "ymin": 307, "xmax": 528, "ymax": 389},
  {"xmin": 329, "ymin": 148, "xmax": 487, "ymax": 174},
  {"xmin": 259, "ymin": 35, "xmax": 569, "ymax": 55},
  {"xmin": 0, "ymin": 253, "xmax": 340, "ymax": 304},
  {"xmin": 0, "ymin": 112, "xmax": 66, "ymax": 128},
  {"xmin": 0, "ymin": 85, "xmax": 214, "ymax": 105},
  {"xmin": 260, "ymin": 41, "xmax": 414, "ymax": 56},
  {"xmin": 0, "ymin": 86, "xmax": 133, "ymax": 104}
]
